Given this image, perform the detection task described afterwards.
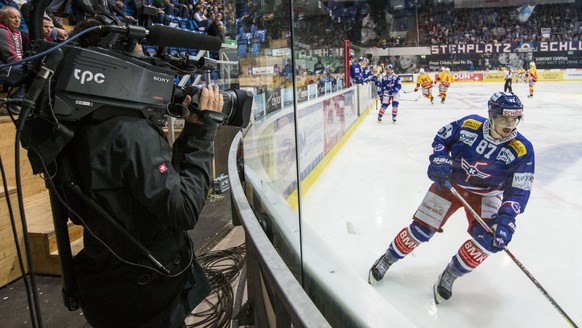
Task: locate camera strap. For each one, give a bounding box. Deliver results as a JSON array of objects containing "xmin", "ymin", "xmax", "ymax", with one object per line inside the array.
[{"xmin": 188, "ymin": 105, "xmax": 228, "ymax": 128}]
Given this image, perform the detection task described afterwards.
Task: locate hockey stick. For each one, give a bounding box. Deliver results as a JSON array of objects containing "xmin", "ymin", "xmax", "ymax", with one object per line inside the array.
[{"xmin": 445, "ymin": 181, "xmax": 579, "ymax": 328}]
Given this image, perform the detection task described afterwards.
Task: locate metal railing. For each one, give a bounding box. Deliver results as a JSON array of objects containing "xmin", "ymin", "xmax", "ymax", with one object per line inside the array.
[{"xmin": 227, "ymin": 132, "xmax": 331, "ymax": 328}]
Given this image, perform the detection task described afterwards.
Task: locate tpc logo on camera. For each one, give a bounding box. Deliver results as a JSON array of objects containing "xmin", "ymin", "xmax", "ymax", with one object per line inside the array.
[{"xmin": 74, "ymin": 69, "xmax": 105, "ymax": 85}]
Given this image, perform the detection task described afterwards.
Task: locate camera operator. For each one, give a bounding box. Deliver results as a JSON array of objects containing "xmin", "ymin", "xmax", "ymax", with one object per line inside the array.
[
  {"xmin": 65, "ymin": 86, "xmax": 222, "ymax": 328},
  {"xmin": 58, "ymin": 19, "xmax": 225, "ymax": 328}
]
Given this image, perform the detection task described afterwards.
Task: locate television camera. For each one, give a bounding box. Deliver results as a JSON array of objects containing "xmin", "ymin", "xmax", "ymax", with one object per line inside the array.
[{"xmin": 27, "ymin": 21, "xmax": 252, "ymax": 129}]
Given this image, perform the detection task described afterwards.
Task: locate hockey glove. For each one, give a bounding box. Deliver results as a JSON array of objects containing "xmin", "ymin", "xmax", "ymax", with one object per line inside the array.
[
  {"xmin": 490, "ymin": 213, "xmax": 516, "ymax": 250},
  {"xmin": 414, "ymin": 87, "xmax": 419, "ymax": 92},
  {"xmin": 427, "ymin": 156, "xmax": 452, "ymax": 189}
]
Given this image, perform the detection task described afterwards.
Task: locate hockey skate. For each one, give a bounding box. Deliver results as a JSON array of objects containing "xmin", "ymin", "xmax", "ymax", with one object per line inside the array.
[
  {"xmin": 433, "ymin": 264, "xmax": 460, "ymax": 304},
  {"xmin": 441, "ymin": 98, "xmax": 445, "ymax": 104},
  {"xmin": 377, "ymin": 116, "xmax": 382, "ymax": 123},
  {"xmin": 368, "ymin": 254, "xmax": 393, "ymax": 284},
  {"xmin": 430, "ymin": 97, "xmax": 434, "ymax": 104},
  {"xmin": 392, "ymin": 115, "xmax": 397, "ymax": 124},
  {"xmin": 527, "ymin": 94, "xmax": 533, "ymax": 98}
]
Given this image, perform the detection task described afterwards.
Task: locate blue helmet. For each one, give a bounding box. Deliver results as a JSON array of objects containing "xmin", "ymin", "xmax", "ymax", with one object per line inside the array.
[{"xmin": 488, "ymin": 91, "xmax": 523, "ymax": 119}]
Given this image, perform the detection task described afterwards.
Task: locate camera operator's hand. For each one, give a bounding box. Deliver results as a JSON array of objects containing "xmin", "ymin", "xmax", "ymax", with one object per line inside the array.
[{"xmin": 184, "ymin": 85, "xmax": 224, "ymax": 124}]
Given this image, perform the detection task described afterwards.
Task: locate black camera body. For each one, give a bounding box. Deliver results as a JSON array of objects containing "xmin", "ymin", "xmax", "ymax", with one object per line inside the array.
[
  {"xmin": 48, "ymin": 44, "xmax": 252, "ymax": 128},
  {"xmin": 51, "ymin": 45, "xmax": 174, "ymax": 126}
]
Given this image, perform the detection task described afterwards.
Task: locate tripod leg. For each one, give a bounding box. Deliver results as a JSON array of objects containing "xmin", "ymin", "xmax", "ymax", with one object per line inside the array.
[{"xmin": 47, "ymin": 186, "xmax": 79, "ymax": 311}]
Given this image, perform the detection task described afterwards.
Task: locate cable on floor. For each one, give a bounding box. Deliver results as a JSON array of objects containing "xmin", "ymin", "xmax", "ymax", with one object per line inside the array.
[{"xmin": 187, "ymin": 243, "xmax": 246, "ymax": 328}]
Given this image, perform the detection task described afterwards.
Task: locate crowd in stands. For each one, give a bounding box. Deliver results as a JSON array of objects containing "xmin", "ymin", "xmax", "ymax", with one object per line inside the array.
[
  {"xmin": 3, "ymin": 0, "xmax": 582, "ymax": 95},
  {"xmin": 0, "ymin": 0, "xmax": 231, "ymax": 115},
  {"xmin": 0, "ymin": 0, "xmax": 230, "ymax": 75},
  {"xmin": 64, "ymin": 0, "xmax": 228, "ymax": 35},
  {"xmin": 422, "ymin": 3, "xmax": 581, "ymax": 46}
]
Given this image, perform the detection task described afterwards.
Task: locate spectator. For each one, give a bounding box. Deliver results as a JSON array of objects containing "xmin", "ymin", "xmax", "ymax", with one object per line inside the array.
[
  {"xmin": 314, "ymin": 57, "xmax": 324, "ymax": 74},
  {"xmin": 0, "ymin": 0, "xmax": 27, "ymax": 31},
  {"xmin": 206, "ymin": 12, "xmax": 224, "ymax": 42},
  {"xmin": 239, "ymin": 0, "xmax": 258, "ymax": 33},
  {"xmin": 192, "ymin": 4, "xmax": 209, "ymax": 29},
  {"xmin": 283, "ymin": 58, "xmax": 292, "ymax": 79},
  {"xmin": 163, "ymin": 0, "xmax": 189, "ymax": 19},
  {"xmin": 0, "ymin": 6, "xmax": 24, "ymax": 84},
  {"xmin": 361, "ymin": 4, "xmax": 377, "ymax": 45},
  {"xmin": 70, "ymin": 0, "xmax": 134, "ymax": 25},
  {"xmin": 42, "ymin": 16, "xmax": 55, "ymax": 41},
  {"xmin": 20, "ymin": 4, "xmax": 69, "ymax": 41}
]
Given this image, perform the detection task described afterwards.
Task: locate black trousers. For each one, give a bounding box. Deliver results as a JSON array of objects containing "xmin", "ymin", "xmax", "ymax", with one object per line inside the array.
[{"xmin": 504, "ymin": 79, "xmax": 512, "ymax": 93}]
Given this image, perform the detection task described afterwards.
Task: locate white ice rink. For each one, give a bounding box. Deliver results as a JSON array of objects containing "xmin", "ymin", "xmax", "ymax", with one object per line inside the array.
[{"xmin": 301, "ymin": 81, "xmax": 582, "ymax": 327}]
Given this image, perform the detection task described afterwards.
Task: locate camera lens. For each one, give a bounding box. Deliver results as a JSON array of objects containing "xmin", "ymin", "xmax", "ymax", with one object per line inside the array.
[
  {"xmin": 220, "ymin": 89, "xmax": 253, "ymax": 128},
  {"xmin": 169, "ymin": 87, "xmax": 252, "ymax": 128}
]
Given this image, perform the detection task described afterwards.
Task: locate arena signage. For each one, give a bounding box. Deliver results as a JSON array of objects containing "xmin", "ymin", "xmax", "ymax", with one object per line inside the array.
[
  {"xmin": 539, "ymin": 41, "xmax": 582, "ymax": 52},
  {"xmin": 431, "ymin": 41, "xmax": 582, "ymax": 55},
  {"xmin": 431, "ymin": 43, "xmax": 513, "ymax": 55},
  {"xmin": 433, "ymin": 72, "xmax": 483, "ymax": 82}
]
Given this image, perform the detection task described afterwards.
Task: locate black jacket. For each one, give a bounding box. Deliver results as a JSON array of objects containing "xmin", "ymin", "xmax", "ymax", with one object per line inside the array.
[{"xmin": 65, "ymin": 115, "xmax": 214, "ymax": 328}]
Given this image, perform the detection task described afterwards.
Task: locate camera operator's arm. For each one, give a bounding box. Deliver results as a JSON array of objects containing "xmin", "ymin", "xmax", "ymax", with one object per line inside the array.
[
  {"xmin": 157, "ymin": 85, "xmax": 222, "ymax": 228},
  {"xmin": 83, "ymin": 85, "xmax": 225, "ymax": 232}
]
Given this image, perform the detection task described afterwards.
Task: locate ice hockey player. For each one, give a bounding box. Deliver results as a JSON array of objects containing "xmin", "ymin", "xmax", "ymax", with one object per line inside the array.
[
  {"xmin": 377, "ymin": 64, "xmax": 402, "ymax": 123},
  {"xmin": 369, "ymin": 92, "xmax": 535, "ymax": 305},
  {"xmin": 436, "ymin": 67, "xmax": 453, "ymax": 103},
  {"xmin": 414, "ymin": 68, "xmax": 435, "ymax": 104},
  {"xmin": 504, "ymin": 65, "xmax": 513, "ymax": 93},
  {"xmin": 516, "ymin": 67, "xmax": 526, "ymax": 83},
  {"xmin": 526, "ymin": 62, "xmax": 538, "ymax": 97},
  {"xmin": 349, "ymin": 56, "xmax": 364, "ymax": 85},
  {"xmin": 369, "ymin": 64, "xmax": 383, "ymax": 82},
  {"xmin": 361, "ymin": 58, "xmax": 373, "ymax": 82}
]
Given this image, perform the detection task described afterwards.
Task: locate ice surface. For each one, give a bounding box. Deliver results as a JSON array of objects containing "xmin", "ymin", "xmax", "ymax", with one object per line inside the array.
[{"xmin": 301, "ymin": 81, "xmax": 582, "ymax": 327}]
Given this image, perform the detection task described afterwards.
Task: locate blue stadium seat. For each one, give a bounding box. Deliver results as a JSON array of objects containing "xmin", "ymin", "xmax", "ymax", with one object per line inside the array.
[
  {"xmin": 252, "ymin": 30, "xmax": 267, "ymax": 43},
  {"xmin": 179, "ymin": 17, "xmax": 189, "ymax": 30}
]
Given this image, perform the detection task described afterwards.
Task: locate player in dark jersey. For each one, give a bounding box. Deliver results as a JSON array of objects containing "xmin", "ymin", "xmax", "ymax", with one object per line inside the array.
[{"xmin": 369, "ymin": 92, "xmax": 535, "ymax": 304}]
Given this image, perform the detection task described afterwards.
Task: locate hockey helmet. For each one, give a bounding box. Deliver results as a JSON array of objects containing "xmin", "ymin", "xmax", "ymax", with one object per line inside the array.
[
  {"xmin": 419, "ymin": 68, "xmax": 425, "ymax": 73},
  {"xmin": 530, "ymin": 62, "xmax": 536, "ymax": 67},
  {"xmin": 488, "ymin": 92, "xmax": 523, "ymax": 120},
  {"xmin": 445, "ymin": 67, "xmax": 450, "ymax": 72},
  {"xmin": 386, "ymin": 64, "xmax": 394, "ymax": 70}
]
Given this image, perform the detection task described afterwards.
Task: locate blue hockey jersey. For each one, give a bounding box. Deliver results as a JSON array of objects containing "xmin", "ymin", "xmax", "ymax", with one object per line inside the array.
[
  {"xmin": 350, "ymin": 63, "xmax": 363, "ymax": 84},
  {"xmin": 431, "ymin": 114, "xmax": 535, "ymax": 219},
  {"xmin": 378, "ymin": 73, "xmax": 402, "ymax": 96}
]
